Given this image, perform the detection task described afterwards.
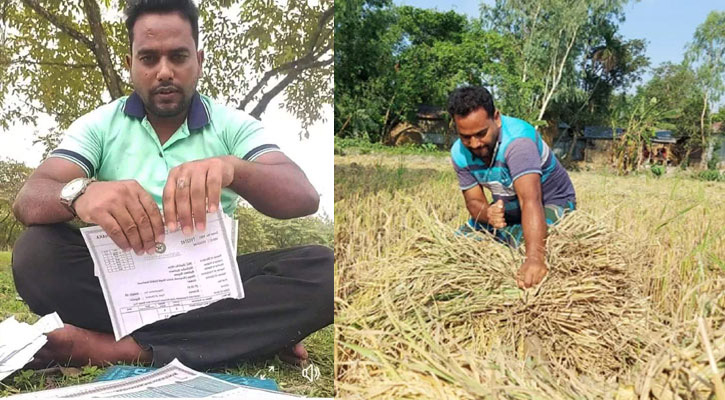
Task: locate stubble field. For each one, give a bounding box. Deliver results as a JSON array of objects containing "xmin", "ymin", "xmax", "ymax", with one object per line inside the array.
[{"xmin": 335, "ymin": 153, "xmax": 725, "ymax": 399}]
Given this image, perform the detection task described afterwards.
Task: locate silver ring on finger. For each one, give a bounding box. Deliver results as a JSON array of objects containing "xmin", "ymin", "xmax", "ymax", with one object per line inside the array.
[{"xmin": 177, "ymin": 177, "xmax": 187, "ymax": 190}]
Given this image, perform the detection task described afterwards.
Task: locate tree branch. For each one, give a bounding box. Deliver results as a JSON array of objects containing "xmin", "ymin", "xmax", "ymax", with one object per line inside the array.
[
  {"xmin": 20, "ymin": 0, "xmax": 94, "ymax": 49},
  {"xmin": 82, "ymin": 0, "xmax": 125, "ymax": 99},
  {"xmin": 238, "ymin": 41, "xmax": 332, "ymax": 110},
  {"xmin": 238, "ymin": 5, "xmax": 333, "ymax": 111},
  {"xmin": 249, "ymin": 57, "xmax": 332, "ymax": 119},
  {"xmin": 1, "ymin": 59, "xmax": 97, "ymax": 69}
]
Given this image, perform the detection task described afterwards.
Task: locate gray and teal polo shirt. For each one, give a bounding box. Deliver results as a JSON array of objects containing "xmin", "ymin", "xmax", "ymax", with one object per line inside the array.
[
  {"xmin": 451, "ymin": 115, "xmax": 576, "ymax": 223},
  {"xmin": 50, "ymin": 91, "xmax": 281, "ymax": 215}
]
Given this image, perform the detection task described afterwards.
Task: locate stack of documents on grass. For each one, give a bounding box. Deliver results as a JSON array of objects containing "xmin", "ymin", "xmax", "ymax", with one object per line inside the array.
[
  {"xmin": 0, "ymin": 313, "xmax": 63, "ymax": 380},
  {"xmin": 95, "ymin": 364, "xmax": 279, "ymax": 391},
  {"xmin": 7, "ymin": 359, "xmax": 305, "ymax": 398},
  {"xmin": 80, "ymin": 210, "xmax": 241, "ymax": 340}
]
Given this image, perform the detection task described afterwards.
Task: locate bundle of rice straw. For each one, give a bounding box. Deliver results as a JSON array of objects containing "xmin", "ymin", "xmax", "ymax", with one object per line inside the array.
[{"xmin": 336, "ymin": 205, "xmax": 653, "ymax": 398}]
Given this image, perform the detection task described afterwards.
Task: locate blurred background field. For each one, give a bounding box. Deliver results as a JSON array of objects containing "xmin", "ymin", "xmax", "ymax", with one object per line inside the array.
[{"xmin": 335, "ymin": 152, "xmax": 725, "ymax": 399}]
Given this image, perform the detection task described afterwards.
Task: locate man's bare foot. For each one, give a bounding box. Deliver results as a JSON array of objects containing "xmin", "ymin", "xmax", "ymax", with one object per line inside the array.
[
  {"xmin": 26, "ymin": 323, "xmax": 151, "ymax": 369},
  {"xmin": 278, "ymin": 342, "xmax": 309, "ymax": 367}
]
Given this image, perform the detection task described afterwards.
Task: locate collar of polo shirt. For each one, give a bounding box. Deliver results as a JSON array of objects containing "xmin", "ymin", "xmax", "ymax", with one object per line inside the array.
[{"xmin": 123, "ymin": 91, "xmax": 211, "ymax": 130}]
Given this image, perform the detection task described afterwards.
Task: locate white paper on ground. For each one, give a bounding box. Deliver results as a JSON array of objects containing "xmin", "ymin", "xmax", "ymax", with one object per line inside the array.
[
  {"xmin": 6, "ymin": 358, "xmax": 306, "ymax": 399},
  {"xmin": 0, "ymin": 312, "xmax": 63, "ymax": 381},
  {"xmin": 209, "ymin": 386, "xmax": 307, "ymax": 398},
  {"xmin": 31, "ymin": 312, "xmax": 64, "ymax": 334},
  {"xmin": 81, "ymin": 210, "xmax": 244, "ymax": 341}
]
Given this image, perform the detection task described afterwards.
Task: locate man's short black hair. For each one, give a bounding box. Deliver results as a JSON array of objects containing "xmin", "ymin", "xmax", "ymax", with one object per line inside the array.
[
  {"xmin": 124, "ymin": 0, "xmax": 200, "ymax": 50},
  {"xmin": 447, "ymin": 86, "xmax": 496, "ymax": 119}
]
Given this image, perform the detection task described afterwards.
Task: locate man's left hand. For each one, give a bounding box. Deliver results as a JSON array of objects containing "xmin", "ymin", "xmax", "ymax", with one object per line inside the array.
[
  {"xmin": 515, "ymin": 258, "xmax": 548, "ymax": 289},
  {"xmin": 162, "ymin": 156, "xmax": 235, "ymax": 235}
]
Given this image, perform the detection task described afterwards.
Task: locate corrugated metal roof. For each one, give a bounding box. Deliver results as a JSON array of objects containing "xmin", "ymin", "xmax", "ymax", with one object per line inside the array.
[
  {"xmin": 583, "ymin": 126, "xmax": 624, "ymax": 140},
  {"xmin": 652, "ymin": 130, "xmax": 677, "ymax": 144}
]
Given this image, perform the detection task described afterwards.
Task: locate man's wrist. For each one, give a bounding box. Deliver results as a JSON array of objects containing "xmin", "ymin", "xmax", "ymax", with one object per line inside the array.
[
  {"xmin": 222, "ymin": 155, "xmax": 247, "ymax": 187},
  {"xmin": 524, "ymin": 253, "xmax": 546, "ymax": 263},
  {"xmin": 60, "ymin": 177, "xmax": 95, "ymax": 216}
]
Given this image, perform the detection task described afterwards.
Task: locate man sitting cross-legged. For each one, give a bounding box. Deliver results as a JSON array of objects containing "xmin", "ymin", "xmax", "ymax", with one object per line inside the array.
[{"xmin": 11, "ymin": 0, "xmax": 332, "ymax": 369}]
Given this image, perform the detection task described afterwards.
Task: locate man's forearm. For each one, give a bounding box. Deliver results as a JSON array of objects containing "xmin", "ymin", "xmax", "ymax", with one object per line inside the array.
[
  {"xmin": 467, "ymin": 198, "xmax": 490, "ymax": 223},
  {"xmin": 521, "ymin": 202, "xmax": 547, "ymax": 261},
  {"xmin": 225, "ymin": 155, "xmax": 319, "ymax": 219},
  {"xmin": 13, "ymin": 178, "xmax": 75, "ymax": 226}
]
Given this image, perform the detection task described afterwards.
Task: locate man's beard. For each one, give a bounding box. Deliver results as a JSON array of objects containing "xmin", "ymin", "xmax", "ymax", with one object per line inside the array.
[
  {"xmin": 470, "ymin": 146, "xmax": 493, "ymax": 165},
  {"xmin": 146, "ymin": 90, "xmax": 192, "ymax": 118}
]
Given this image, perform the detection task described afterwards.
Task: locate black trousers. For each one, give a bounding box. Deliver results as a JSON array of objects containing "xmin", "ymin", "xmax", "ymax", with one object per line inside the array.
[{"xmin": 11, "ymin": 223, "xmax": 333, "ymax": 369}]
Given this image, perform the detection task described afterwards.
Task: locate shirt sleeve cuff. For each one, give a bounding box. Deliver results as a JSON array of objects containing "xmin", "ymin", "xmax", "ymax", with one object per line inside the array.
[{"xmin": 242, "ymin": 144, "xmax": 281, "ymax": 161}]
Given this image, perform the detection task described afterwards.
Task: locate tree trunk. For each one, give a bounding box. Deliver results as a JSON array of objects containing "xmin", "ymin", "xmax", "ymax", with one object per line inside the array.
[
  {"xmin": 682, "ymin": 147, "xmax": 692, "ymax": 168},
  {"xmin": 698, "ymin": 91, "xmax": 709, "ymax": 169},
  {"xmin": 21, "ymin": 0, "xmax": 125, "ymax": 99},
  {"xmin": 566, "ymin": 130, "xmax": 579, "ymax": 161},
  {"xmin": 82, "ymin": 0, "xmax": 125, "ymax": 99},
  {"xmin": 521, "ymin": 3, "xmax": 541, "ymax": 84},
  {"xmin": 336, "ymin": 114, "xmax": 352, "ymax": 137},
  {"xmin": 380, "ymin": 93, "xmax": 397, "ymax": 143},
  {"xmin": 537, "ymin": 26, "xmax": 579, "ymax": 121}
]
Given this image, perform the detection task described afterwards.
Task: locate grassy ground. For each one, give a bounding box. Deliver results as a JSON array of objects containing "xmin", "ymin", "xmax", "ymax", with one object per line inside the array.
[
  {"xmin": 335, "ymin": 153, "xmax": 725, "ymax": 398},
  {"xmin": 0, "ymin": 250, "xmax": 333, "ymax": 397}
]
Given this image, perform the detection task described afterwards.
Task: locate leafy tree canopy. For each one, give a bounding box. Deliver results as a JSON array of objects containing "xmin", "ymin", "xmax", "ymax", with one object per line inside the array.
[{"xmin": 0, "ymin": 0, "xmax": 332, "ymax": 141}]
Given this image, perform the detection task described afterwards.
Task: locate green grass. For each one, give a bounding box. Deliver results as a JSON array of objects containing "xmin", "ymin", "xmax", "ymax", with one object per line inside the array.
[
  {"xmin": 0, "ymin": 250, "xmax": 333, "ymax": 397},
  {"xmin": 335, "ymin": 136, "xmax": 450, "ymax": 157}
]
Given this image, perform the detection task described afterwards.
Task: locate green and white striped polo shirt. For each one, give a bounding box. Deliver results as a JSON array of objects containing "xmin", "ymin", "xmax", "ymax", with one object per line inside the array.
[{"xmin": 50, "ymin": 91, "xmax": 281, "ymax": 215}]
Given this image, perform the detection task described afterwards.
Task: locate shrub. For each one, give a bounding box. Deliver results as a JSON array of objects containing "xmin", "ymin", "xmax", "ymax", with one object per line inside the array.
[
  {"xmin": 650, "ymin": 164, "xmax": 665, "ymax": 178},
  {"xmin": 234, "ymin": 205, "xmax": 332, "ymax": 254},
  {"xmin": 696, "ymin": 169, "xmax": 723, "ymax": 182}
]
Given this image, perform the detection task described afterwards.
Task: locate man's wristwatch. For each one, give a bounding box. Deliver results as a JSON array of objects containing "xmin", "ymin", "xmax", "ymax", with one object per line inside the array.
[{"xmin": 60, "ymin": 177, "xmax": 95, "ymax": 216}]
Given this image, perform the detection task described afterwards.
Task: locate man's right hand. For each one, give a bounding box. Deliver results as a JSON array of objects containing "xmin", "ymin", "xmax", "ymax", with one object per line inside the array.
[
  {"xmin": 73, "ymin": 180, "xmax": 165, "ymax": 255},
  {"xmin": 487, "ymin": 199, "xmax": 506, "ymax": 228}
]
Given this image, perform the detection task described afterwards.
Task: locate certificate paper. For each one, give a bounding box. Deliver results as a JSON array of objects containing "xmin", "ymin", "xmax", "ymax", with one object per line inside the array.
[
  {"xmin": 81, "ymin": 211, "xmax": 244, "ymax": 341},
  {"xmin": 6, "ymin": 359, "xmax": 305, "ymax": 399}
]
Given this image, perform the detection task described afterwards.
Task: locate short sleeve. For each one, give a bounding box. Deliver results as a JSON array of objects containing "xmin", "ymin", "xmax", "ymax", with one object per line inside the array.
[
  {"xmin": 452, "ymin": 158, "xmax": 478, "ymax": 191},
  {"xmin": 224, "ymin": 110, "xmax": 281, "ymax": 161},
  {"xmin": 505, "ymin": 138, "xmax": 542, "ymax": 182},
  {"xmin": 48, "ymin": 113, "xmax": 102, "ymax": 178}
]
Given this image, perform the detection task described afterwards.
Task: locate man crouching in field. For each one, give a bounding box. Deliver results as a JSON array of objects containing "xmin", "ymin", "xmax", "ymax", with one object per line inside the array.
[{"xmin": 449, "ymin": 86, "xmax": 576, "ymax": 289}]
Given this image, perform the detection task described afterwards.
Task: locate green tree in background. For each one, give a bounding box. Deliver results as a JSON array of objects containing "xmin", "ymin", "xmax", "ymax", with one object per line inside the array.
[
  {"xmin": 0, "ymin": 0, "xmax": 332, "ymax": 140},
  {"xmin": 713, "ymin": 107, "xmax": 725, "ymax": 127},
  {"xmin": 335, "ymin": 1, "xmax": 649, "ymax": 143},
  {"xmin": 547, "ymin": 16, "xmax": 648, "ymax": 152},
  {"xmin": 574, "ymin": 19, "xmax": 648, "ymax": 124},
  {"xmin": 335, "ymin": 1, "xmax": 522, "ymax": 141},
  {"xmin": 334, "ymin": 0, "xmax": 399, "ymax": 139},
  {"xmin": 609, "ymin": 96, "xmax": 678, "ymax": 173},
  {"xmin": 637, "ymin": 62, "xmax": 702, "ymax": 162},
  {"xmin": 334, "ymin": 0, "xmax": 723, "ymax": 172},
  {"xmin": 234, "ymin": 206, "xmax": 332, "ymax": 255},
  {"xmin": 481, "ymin": 0, "xmax": 631, "ymax": 123},
  {"xmin": 0, "ymin": 160, "xmax": 33, "ymax": 250},
  {"xmin": 685, "ymin": 10, "xmax": 725, "ymax": 168}
]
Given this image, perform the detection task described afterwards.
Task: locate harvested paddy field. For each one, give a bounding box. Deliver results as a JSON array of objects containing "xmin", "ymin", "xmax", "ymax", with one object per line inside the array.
[{"xmin": 335, "ymin": 154, "xmax": 725, "ymax": 399}]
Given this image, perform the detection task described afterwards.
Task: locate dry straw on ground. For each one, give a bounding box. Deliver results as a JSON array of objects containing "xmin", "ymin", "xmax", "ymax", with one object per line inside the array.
[{"xmin": 335, "ymin": 155, "xmax": 725, "ymax": 399}]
